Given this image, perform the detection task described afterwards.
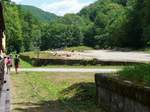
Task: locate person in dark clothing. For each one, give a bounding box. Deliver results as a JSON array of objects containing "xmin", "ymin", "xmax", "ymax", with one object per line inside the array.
[{"xmin": 14, "ymin": 55, "xmax": 20, "ymax": 74}]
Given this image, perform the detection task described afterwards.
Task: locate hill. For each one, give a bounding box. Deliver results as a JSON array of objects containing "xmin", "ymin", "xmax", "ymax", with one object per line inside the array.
[{"xmin": 20, "ymin": 5, "xmax": 58, "ymax": 23}]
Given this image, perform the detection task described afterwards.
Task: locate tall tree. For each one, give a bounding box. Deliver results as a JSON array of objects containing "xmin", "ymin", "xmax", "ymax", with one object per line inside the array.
[{"xmin": 4, "ymin": 1, "xmax": 23, "ymax": 53}]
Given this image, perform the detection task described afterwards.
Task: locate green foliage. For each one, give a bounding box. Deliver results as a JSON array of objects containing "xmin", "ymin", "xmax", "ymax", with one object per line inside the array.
[
  {"xmin": 80, "ymin": 0, "xmax": 129, "ymax": 48},
  {"xmin": 21, "ymin": 12, "xmax": 42, "ymax": 51},
  {"xmin": 20, "ymin": 5, "xmax": 58, "ymax": 23},
  {"xmin": 20, "ymin": 59, "xmax": 33, "ymax": 68},
  {"xmin": 2, "ymin": 0, "xmax": 150, "ymax": 52},
  {"xmin": 119, "ymin": 64, "xmax": 150, "ymax": 85},
  {"xmin": 4, "ymin": 2, "xmax": 23, "ymax": 53},
  {"xmin": 80, "ymin": 0, "xmax": 150, "ymax": 49},
  {"xmin": 41, "ymin": 21, "xmax": 84, "ymax": 50},
  {"xmin": 3, "ymin": 1, "xmax": 45, "ymax": 52}
]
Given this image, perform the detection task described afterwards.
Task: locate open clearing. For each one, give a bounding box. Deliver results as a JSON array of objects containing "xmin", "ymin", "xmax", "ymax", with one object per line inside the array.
[
  {"xmin": 52, "ymin": 50, "xmax": 150, "ymax": 62},
  {"xmin": 11, "ymin": 72, "xmax": 106, "ymax": 112},
  {"xmin": 23, "ymin": 50, "xmax": 150, "ymax": 62}
]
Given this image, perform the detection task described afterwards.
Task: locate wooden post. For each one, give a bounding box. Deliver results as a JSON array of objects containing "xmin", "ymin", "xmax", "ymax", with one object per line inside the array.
[{"xmin": 0, "ymin": 1, "xmax": 5, "ymax": 92}]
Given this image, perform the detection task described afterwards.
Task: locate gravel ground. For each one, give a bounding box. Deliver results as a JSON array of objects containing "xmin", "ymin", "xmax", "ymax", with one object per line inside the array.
[{"xmin": 53, "ymin": 50, "xmax": 150, "ymax": 63}]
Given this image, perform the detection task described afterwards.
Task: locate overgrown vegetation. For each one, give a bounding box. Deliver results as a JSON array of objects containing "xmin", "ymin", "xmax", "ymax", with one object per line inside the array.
[
  {"xmin": 20, "ymin": 59, "xmax": 33, "ymax": 68},
  {"xmin": 11, "ymin": 72, "xmax": 105, "ymax": 112},
  {"xmin": 118, "ymin": 64, "xmax": 150, "ymax": 86},
  {"xmin": 2, "ymin": 0, "xmax": 150, "ymax": 53}
]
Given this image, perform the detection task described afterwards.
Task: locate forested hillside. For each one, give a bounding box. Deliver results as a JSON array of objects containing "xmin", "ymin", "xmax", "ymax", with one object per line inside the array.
[
  {"xmin": 79, "ymin": 0, "xmax": 150, "ymax": 48},
  {"xmin": 20, "ymin": 5, "xmax": 58, "ymax": 23},
  {"xmin": 2, "ymin": 0, "xmax": 150, "ymax": 53},
  {"xmin": 3, "ymin": 1, "xmax": 42, "ymax": 53}
]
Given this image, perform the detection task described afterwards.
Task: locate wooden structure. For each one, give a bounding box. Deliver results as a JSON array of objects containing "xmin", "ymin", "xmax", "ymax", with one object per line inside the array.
[
  {"xmin": 0, "ymin": 59, "xmax": 4, "ymax": 90},
  {"xmin": 0, "ymin": 1, "xmax": 5, "ymax": 90},
  {"xmin": 0, "ymin": 1, "xmax": 5, "ymax": 54},
  {"xmin": 0, "ymin": 2, "xmax": 10, "ymax": 112}
]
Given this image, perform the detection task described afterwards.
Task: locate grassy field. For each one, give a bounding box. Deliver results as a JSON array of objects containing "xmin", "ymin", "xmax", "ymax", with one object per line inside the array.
[{"xmin": 11, "ymin": 72, "xmax": 105, "ymax": 112}]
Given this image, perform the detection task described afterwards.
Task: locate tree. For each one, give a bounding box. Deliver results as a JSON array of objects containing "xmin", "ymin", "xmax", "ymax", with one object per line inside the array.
[{"xmin": 4, "ymin": 1, "xmax": 23, "ymax": 53}]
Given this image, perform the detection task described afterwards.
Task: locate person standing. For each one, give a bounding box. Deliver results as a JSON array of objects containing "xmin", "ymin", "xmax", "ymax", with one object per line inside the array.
[
  {"xmin": 14, "ymin": 55, "xmax": 20, "ymax": 74},
  {"xmin": 6, "ymin": 56, "xmax": 12, "ymax": 74}
]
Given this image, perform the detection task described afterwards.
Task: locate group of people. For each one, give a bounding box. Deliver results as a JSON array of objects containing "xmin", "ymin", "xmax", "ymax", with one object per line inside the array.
[{"xmin": 5, "ymin": 54, "xmax": 20, "ymax": 74}]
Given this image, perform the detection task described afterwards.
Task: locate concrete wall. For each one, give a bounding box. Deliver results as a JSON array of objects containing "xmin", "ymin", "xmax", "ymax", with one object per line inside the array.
[
  {"xmin": 95, "ymin": 74, "xmax": 150, "ymax": 112},
  {"xmin": 20, "ymin": 54, "xmax": 142, "ymax": 66}
]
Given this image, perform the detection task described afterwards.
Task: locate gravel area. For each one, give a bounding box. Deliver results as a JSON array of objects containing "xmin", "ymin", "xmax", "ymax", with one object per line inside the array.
[{"xmin": 52, "ymin": 50, "xmax": 150, "ymax": 63}]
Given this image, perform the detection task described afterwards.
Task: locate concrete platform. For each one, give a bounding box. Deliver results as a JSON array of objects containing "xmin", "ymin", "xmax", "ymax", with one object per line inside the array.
[{"xmin": 0, "ymin": 73, "xmax": 11, "ymax": 112}]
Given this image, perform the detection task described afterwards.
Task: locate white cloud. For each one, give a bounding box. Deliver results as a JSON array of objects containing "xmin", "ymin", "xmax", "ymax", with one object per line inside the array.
[
  {"xmin": 40, "ymin": 0, "xmax": 93, "ymax": 16},
  {"xmin": 11, "ymin": 0, "xmax": 22, "ymax": 4}
]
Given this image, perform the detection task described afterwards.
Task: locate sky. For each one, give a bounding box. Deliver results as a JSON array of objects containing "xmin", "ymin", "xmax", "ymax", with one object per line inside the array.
[{"xmin": 11, "ymin": 0, "xmax": 97, "ymax": 16}]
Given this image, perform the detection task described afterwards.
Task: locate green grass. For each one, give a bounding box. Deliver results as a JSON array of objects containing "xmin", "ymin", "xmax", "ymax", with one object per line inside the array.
[
  {"xmin": 20, "ymin": 59, "xmax": 33, "ymax": 68},
  {"xmin": 11, "ymin": 72, "xmax": 105, "ymax": 112},
  {"xmin": 64, "ymin": 46, "xmax": 94, "ymax": 52},
  {"xmin": 141, "ymin": 47, "xmax": 150, "ymax": 53},
  {"xmin": 118, "ymin": 64, "xmax": 150, "ymax": 86}
]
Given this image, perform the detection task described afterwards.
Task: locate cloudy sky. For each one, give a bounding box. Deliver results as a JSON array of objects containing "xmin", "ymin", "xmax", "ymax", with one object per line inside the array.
[{"xmin": 11, "ymin": 0, "xmax": 97, "ymax": 16}]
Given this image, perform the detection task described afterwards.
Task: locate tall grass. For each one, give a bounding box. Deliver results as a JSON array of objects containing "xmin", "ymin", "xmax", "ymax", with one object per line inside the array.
[{"xmin": 118, "ymin": 64, "xmax": 150, "ymax": 85}]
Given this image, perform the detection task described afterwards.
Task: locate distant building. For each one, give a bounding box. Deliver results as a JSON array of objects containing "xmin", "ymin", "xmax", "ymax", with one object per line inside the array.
[{"xmin": 0, "ymin": 1, "xmax": 5, "ymax": 54}]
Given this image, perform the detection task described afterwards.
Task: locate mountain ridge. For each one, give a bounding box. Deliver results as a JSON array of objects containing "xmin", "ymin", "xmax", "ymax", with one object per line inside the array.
[{"xmin": 20, "ymin": 5, "xmax": 58, "ymax": 23}]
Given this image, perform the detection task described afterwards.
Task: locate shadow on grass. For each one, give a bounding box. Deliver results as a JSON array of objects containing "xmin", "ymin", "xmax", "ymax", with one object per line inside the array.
[
  {"xmin": 13, "ymin": 83, "xmax": 104, "ymax": 112},
  {"xmin": 13, "ymin": 101, "xmax": 63, "ymax": 112}
]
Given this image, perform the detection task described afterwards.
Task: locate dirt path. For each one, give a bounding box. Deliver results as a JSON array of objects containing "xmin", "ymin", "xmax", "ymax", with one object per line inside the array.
[{"xmin": 11, "ymin": 68, "xmax": 120, "ymax": 73}]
